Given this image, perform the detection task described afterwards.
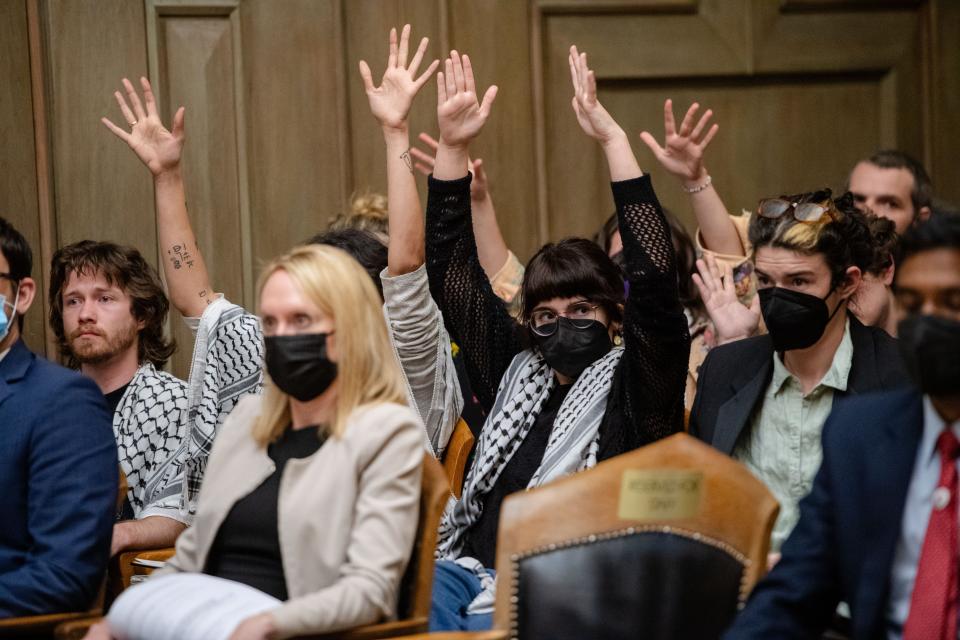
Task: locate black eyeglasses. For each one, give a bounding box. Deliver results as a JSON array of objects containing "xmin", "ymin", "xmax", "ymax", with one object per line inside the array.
[
  {"xmin": 528, "ymin": 302, "xmax": 600, "ymax": 337},
  {"xmin": 757, "ymin": 198, "xmax": 838, "ymax": 224}
]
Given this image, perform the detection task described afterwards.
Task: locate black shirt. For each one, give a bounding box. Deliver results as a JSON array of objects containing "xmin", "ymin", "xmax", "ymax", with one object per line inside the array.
[
  {"xmin": 460, "ymin": 383, "xmax": 572, "ymax": 569},
  {"xmin": 204, "ymin": 425, "xmax": 325, "ymax": 599},
  {"xmin": 104, "ymin": 383, "xmax": 130, "ymax": 414}
]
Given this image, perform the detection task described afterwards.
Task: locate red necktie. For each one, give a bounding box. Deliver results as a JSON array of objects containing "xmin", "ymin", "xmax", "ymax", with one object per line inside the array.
[{"xmin": 904, "ymin": 428, "xmax": 960, "ymax": 640}]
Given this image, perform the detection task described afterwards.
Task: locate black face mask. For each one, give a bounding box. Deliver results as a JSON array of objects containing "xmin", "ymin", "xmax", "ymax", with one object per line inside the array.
[
  {"xmin": 758, "ymin": 287, "xmax": 842, "ymax": 353},
  {"xmin": 898, "ymin": 314, "xmax": 960, "ymax": 396},
  {"xmin": 532, "ymin": 317, "xmax": 612, "ymax": 378},
  {"xmin": 264, "ymin": 333, "xmax": 338, "ymax": 402}
]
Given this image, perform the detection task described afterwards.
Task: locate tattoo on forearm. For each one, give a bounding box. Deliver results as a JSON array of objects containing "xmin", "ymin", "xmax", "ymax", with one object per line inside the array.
[
  {"xmin": 167, "ymin": 243, "xmax": 195, "ymax": 270},
  {"xmin": 401, "ymin": 150, "xmax": 413, "ymax": 174}
]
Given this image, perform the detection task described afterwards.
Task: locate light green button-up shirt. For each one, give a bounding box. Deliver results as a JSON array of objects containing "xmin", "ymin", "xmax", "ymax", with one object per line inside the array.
[{"xmin": 733, "ymin": 319, "xmax": 854, "ymax": 552}]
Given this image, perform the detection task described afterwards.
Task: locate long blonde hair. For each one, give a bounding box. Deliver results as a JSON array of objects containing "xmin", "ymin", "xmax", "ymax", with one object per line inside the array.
[{"xmin": 252, "ymin": 244, "xmax": 407, "ymax": 445}]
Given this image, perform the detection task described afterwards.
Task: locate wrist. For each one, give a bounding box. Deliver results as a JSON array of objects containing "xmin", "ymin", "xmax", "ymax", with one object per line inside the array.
[
  {"xmin": 381, "ymin": 123, "xmax": 410, "ymax": 140},
  {"xmin": 154, "ymin": 166, "xmax": 183, "ymax": 185},
  {"xmin": 682, "ymin": 167, "xmax": 709, "ymax": 189},
  {"xmin": 599, "ymin": 128, "xmax": 629, "ymax": 149},
  {"xmin": 437, "ymin": 137, "xmax": 470, "ymax": 154}
]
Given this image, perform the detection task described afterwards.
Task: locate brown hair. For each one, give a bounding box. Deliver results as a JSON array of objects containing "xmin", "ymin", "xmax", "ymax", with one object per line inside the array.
[
  {"xmin": 327, "ymin": 191, "xmax": 389, "ymax": 240},
  {"xmin": 49, "ymin": 241, "xmax": 175, "ymax": 369}
]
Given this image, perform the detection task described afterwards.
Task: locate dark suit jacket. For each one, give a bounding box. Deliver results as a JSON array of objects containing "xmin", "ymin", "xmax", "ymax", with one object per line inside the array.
[
  {"xmin": 689, "ymin": 315, "xmax": 910, "ymax": 454},
  {"xmin": 0, "ymin": 339, "xmax": 117, "ymax": 616},
  {"xmin": 723, "ymin": 388, "xmax": 925, "ymax": 639}
]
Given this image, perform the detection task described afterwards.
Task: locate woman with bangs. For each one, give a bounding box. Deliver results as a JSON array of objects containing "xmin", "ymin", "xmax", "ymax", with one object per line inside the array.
[
  {"xmin": 85, "ymin": 245, "xmax": 424, "ymax": 640},
  {"xmin": 689, "ymin": 190, "xmax": 910, "ymax": 562},
  {"xmin": 423, "ymin": 47, "xmax": 690, "ymax": 630}
]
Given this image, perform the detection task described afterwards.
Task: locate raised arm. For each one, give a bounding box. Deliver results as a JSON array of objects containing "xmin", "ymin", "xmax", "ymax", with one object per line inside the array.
[
  {"xmin": 570, "ymin": 46, "xmax": 689, "ymax": 449},
  {"xmin": 692, "ymin": 252, "xmax": 760, "ymax": 345},
  {"xmin": 425, "ymin": 51, "xmax": 521, "ymax": 411},
  {"xmin": 359, "ymin": 24, "xmax": 439, "ymax": 276},
  {"xmin": 411, "ymin": 133, "xmax": 510, "ymax": 280},
  {"xmin": 640, "ymin": 99, "xmax": 744, "ymax": 257},
  {"xmin": 102, "ymin": 77, "xmax": 214, "ymax": 317}
]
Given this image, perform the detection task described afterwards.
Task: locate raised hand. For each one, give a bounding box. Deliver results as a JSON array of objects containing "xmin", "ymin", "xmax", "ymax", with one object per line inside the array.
[
  {"xmin": 436, "ymin": 50, "xmax": 498, "ymax": 149},
  {"xmin": 102, "ymin": 77, "xmax": 184, "ymax": 176},
  {"xmin": 359, "ymin": 24, "xmax": 439, "ymax": 131},
  {"xmin": 639, "ymin": 99, "xmax": 718, "ymax": 184},
  {"xmin": 410, "ymin": 132, "xmax": 489, "ymax": 201},
  {"xmin": 568, "ymin": 45, "xmax": 625, "ymax": 146},
  {"xmin": 692, "ymin": 253, "xmax": 760, "ymax": 345}
]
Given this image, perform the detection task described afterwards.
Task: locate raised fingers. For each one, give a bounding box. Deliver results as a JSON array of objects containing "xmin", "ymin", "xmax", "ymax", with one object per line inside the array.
[
  {"xmin": 701, "ymin": 122, "xmax": 720, "ymax": 148},
  {"xmin": 358, "ymin": 60, "xmax": 375, "ymax": 92},
  {"xmin": 140, "ymin": 77, "xmax": 158, "ymax": 118},
  {"xmin": 690, "ymin": 108, "xmax": 713, "ymax": 142},
  {"xmin": 414, "ymin": 59, "xmax": 440, "ymax": 91},
  {"xmin": 663, "ymin": 98, "xmax": 677, "ymax": 137},
  {"xmin": 171, "ymin": 106, "xmax": 186, "ymax": 139},
  {"xmin": 436, "ymin": 70, "xmax": 446, "ymax": 107},
  {"xmin": 100, "ymin": 116, "xmax": 131, "ymax": 142},
  {"xmin": 462, "ymin": 54, "xmax": 476, "ymax": 96},
  {"xmin": 388, "ymin": 27, "xmax": 398, "ymax": 68},
  {"xmin": 678, "ymin": 102, "xmax": 700, "ymax": 138},
  {"xmin": 397, "ymin": 24, "xmax": 411, "ymax": 68},
  {"xmin": 409, "ymin": 146, "xmax": 436, "ymax": 169},
  {"xmin": 444, "ymin": 58, "xmax": 456, "ymax": 99},
  {"xmin": 122, "ymin": 77, "xmax": 147, "ymax": 121},
  {"xmin": 568, "ymin": 46, "xmax": 581, "ymax": 94},
  {"xmin": 478, "ymin": 84, "xmax": 498, "ymax": 117},
  {"xmin": 418, "ymin": 131, "xmax": 440, "ymax": 151},
  {"xmin": 451, "ymin": 50, "xmax": 465, "ymax": 93},
  {"xmin": 638, "ymin": 131, "xmax": 665, "ymax": 157},
  {"xmin": 408, "ymin": 36, "xmax": 429, "ymax": 76},
  {"xmin": 113, "ymin": 90, "xmax": 137, "ymax": 127}
]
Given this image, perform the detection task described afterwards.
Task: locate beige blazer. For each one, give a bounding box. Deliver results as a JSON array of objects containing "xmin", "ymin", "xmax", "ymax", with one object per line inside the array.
[{"xmin": 158, "ymin": 394, "xmax": 424, "ymax": 639}]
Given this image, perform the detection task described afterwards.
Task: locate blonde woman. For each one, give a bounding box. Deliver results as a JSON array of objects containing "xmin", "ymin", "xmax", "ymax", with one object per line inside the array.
[{"xmin": 85, "ymin": 245, "xmax": 424, "ymax": 640}]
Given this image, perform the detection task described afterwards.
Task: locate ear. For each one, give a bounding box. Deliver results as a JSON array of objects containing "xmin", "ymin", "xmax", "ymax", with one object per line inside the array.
[
  {"xmin": 325, "ymin": 332, "xmax": 338, "ymax": 364},
  {"xmin": 838, "ymin": 266, "xmax": 862, "ymax": 300},
  {"xmin": 916, "ymin": 205, "xmax": 932, "ymax": 224},
  {"xmin": 881, "ymin": 259, "xmax": 895, "ymax": 287},
  {"xmin": 14, "ymin": 277, "xmax": 36, "ymax": 316}
]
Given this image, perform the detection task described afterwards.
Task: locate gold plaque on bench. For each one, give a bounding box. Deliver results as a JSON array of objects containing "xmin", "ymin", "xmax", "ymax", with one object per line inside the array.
[{"xmin": 618, "ymin": 470, "xmax": 703, "ymax": 521}]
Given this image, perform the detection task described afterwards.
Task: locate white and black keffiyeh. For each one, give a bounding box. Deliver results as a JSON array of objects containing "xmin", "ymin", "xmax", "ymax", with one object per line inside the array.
[
  {"xmin": 436, "ymin": 346, "xmax": 623, "ymax": 560},
  {"xmin": 114, "ymin": 363, "xmax": 189, "ymax": 518},
  {"xmin": 181, "ymin": 297, "xmax": 264, "ymax": 513}
]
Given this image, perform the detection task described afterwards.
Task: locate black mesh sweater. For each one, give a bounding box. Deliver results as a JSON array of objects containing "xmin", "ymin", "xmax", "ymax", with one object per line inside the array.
[{"xmin": 425, "ymin": 173, "xmax": 690, "ymax": 457}]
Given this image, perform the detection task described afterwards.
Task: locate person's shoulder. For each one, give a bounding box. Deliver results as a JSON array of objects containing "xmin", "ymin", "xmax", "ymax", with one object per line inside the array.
[
  {"xmin": 133, "ymin": 365, "xmax": 189, "ymax": 398},
  {"xmin": 346, "ymin": 402, "xmax": 423, "ymax": 449},
  {"xmin": 25, "ymin": 351, "xmax": 99, "ymax": 397},
  {"xmin": 702, "ymin": 333, "xmax": 772, "ymax": 373},
  {"xmin": 849, "ymin": 318, "xmax": 910, "ymax": 385},
  {"xmin": 824, "ymin": 387, "xmax": 920, "ymax": 446}
]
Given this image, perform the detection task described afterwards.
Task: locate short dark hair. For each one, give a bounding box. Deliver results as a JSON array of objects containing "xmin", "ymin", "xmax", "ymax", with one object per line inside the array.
[
  {"xmin": 0, "ymin": 217, "xmax": 33, "ymax": 331},
  {"xmin": 521, "ymin": 237, "xmax": 624, "ymax": 332},
  {"xmin": 305, "ymin": 227, "xmax": 387, "ymax": 299},
  {"xmin": 895, "ymin": 208, "xmax": 960, "ymax": 271},
  {"xmin": 749, "ymin": 189, "xmax": 887, "ymax": 288},
  {"xmin": 49, "ymin": 241, "xmax": 175, "ymax": 369},
  {"xmin": 858, "ymin": 149, "xmax": 934, "ymax": 214}
]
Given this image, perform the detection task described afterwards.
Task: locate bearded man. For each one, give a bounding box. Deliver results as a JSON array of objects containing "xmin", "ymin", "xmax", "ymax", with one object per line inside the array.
[{"xmin": 49, "ymin": 241, "xmax": 190, "ymax": 555}]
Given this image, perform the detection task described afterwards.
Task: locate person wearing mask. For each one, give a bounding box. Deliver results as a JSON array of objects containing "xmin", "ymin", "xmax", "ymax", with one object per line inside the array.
[
  {"xmin": 424, "ymin": 46, "xmax": 688, "ymax": 630},
  {"xmin": 724, "ymin": 210, "xmax": 960, "ymax": 640},
  {"xmin": 0, "ymin": 218, "xmax": 117, "ymax": 616},
  {"xmin": 689, "ymin": 190, "xmax": 910, "ymax": 560},
  {"xmin": 83, "ymin": 244, "xmax": 423, "ymax": 640}
]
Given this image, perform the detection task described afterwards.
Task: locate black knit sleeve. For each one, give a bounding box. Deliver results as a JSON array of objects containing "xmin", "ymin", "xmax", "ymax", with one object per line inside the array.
[
  {"xmin": 425, "ymin": 174, "xmax": 524, "ymax": 413},
  {"xmin": 603, "ymin": 175, "xmax": 690, "ymax": 455}
]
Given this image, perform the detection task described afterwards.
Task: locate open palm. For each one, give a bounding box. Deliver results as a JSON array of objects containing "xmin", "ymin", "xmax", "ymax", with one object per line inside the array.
[
  {"xmin": 359, "ymin": 25, "xmax": 438, "ymax": 130},
  {"xmin": 436, "ymin": 50, "xmax": 498, "ymax": 148},
  {"xmin": 693, "ymin": 255, "xmax": 760, "ymax": 344},
  {"xmin": 568, "ymin": 45, "xmax": 624, "ymax": 145},
  {"xmin": 102, "ymin": 77, "xmax": 184, "ymax": 176},
  {"xmin": 640, "ymin": 99, "xmax": 718, "ymax": 183}
]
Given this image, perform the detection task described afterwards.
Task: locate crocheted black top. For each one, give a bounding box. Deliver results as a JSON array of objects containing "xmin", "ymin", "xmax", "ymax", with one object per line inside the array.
[{"xmin": 425, "ymin": 173, "xmax": 690, "ymax": 458}]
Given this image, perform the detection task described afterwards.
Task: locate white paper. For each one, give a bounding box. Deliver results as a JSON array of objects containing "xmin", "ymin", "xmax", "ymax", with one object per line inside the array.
[{"xmin": 108, "ymin": 573, "xmax": 281, "ymax": 640}]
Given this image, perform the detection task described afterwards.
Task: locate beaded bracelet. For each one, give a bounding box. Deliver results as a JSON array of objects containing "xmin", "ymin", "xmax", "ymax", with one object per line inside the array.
[{"xmin": 682, "ymin": 174, "xmax": 712, "ymax": 194}]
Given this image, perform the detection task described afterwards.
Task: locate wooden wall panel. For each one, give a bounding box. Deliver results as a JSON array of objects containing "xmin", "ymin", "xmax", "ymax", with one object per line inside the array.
[
  {"xmin": 241, "ymin": 0, "xmax": 349, "ymax": 270},
  {"xmin": 344, "ymin": 0, "xmax": 443, "ymax": 210},
  {"xmin": 448, "ymin": 0, "xmax": 541, "ymax": 259},
  {"xmin": 0, "ymin": 0, "xmax": 45, "ymax": 349},
  {"xmin": 43, "ymin": 0, "xmax": 154, "ymax": 250},
  {"xmin": 146, "ymin": 1, "xmax": 251, "ymax": 377},
  {"xmin": 929, "ymin": 0, "xmax": 960, "ymax": 206}
]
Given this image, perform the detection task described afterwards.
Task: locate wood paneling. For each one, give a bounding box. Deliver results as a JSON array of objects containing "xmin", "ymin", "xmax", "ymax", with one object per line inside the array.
[
  {"xmin": 43, "ymin": 0, "xmax": 154, "ymax": 250},
  {"xmin": 1, "ymin": 0, "xmax": 956, "ymax": 377},
  {"xmin": 0, "ymin": 0, "xmax": 45, "ymax": 349}
]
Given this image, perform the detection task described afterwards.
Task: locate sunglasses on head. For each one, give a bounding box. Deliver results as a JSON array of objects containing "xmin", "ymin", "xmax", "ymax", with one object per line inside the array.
[{"xmin": 757, "ymin": 198, "xmax": 838, "ymax": 224}]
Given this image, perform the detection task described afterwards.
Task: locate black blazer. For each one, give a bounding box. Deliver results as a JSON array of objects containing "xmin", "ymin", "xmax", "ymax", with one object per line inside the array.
[
  {"xmin": 689, "ymin": 315, "xmax": 910, "ymax": 455},
  {"xmin": 723, "ymin": 388, "xmax": 925, "ymax": 639}
]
